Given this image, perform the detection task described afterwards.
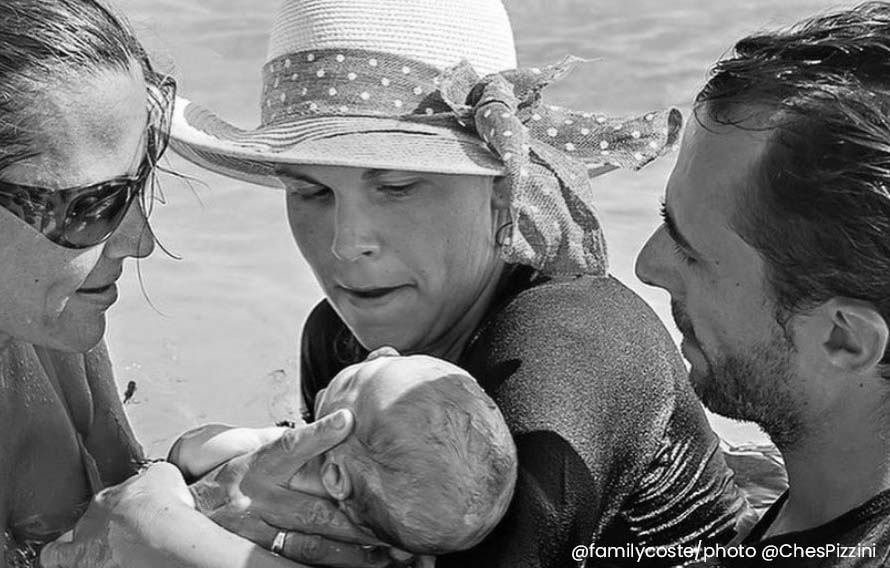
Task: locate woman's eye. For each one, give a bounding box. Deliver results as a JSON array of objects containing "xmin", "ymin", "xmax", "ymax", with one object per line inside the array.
[
  {"xmin": 378, "ymin": 182, "xmax": 417, "ymax": 196},
  {"xmin": 289, "ymin": 186, "xmax": 331, "ymax": 201}
]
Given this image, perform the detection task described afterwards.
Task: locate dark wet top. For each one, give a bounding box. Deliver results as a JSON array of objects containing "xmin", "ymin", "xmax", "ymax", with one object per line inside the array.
[
  {"xmin": 301, "ymin": 266, "xmax": 750, "ymax": 568},
  {"xmin": 713, "ymin": 489, "xmax": 890, "ymax": 567}
]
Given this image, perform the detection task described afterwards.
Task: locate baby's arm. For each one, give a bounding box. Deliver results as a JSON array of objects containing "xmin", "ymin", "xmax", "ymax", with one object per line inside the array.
[{"xmin": 168, "ymin": 424, "xmax": 289, "ymax": 479}]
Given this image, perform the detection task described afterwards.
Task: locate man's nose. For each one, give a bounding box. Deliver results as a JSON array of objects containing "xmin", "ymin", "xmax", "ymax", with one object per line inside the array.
[{"xmin": 635, "ymin": 226, "xmax": 675, "ymax": 291}]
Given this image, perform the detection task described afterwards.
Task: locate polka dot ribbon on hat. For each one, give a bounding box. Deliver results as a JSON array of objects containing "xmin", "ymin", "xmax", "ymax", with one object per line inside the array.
[{"xmin": 439, "ymin": 56, "xmax": 682, "ymax": 277}]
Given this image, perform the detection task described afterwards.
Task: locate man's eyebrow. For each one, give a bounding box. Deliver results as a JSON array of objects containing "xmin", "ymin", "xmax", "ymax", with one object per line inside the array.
[{"xmin": 660, "ymin": 200, "xmax": 700, "ymax": 256}]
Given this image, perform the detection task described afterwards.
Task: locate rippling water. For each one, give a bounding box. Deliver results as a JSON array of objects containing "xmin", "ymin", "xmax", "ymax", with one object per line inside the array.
[{"xmin": 109, "ymin": 0, "xmax": 845, "ymax": 456}]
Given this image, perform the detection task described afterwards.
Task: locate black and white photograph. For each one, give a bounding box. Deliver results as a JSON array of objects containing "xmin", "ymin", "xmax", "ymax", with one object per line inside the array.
[{"xmin": 0, "ymin": 0, "xmax": 888, "ymax": 566}]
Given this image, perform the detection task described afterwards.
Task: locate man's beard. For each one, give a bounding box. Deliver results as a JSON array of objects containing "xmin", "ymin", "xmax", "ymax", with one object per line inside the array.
[{"xmin": 671, "ymin": 300, "xmax": 806, "ymax": 449}]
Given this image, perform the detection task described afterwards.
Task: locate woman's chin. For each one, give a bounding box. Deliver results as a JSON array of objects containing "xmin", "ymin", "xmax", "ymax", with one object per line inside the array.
[
  {"xmin": 336, "ymin": 304, "xmax": 423, "ymax": 352},
  {"xmin": 42, "ymin": 318, "xmax": 106, "ymax": 353},
  {"xmin": 351, "ymin": 331, "xmax": 414, "ymax": 354},
  {"xmin": 345, "ymin": 319, "xmax": 419, "ymax": 354}
]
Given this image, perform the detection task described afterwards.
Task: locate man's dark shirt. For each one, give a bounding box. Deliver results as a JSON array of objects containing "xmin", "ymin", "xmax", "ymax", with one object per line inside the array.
[
  {"xmin": 714, "ymin": 490, "xmax": 890, "ymax": 567},
  {"xmin": 300, "ymin": 268, "xmax": 749, "ymax": 568}
]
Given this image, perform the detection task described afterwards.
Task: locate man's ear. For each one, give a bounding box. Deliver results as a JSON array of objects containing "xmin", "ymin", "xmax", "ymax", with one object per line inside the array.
[
  {"xmin": 821, "ymin": 298, "xmax": 889, "ymax": 374},
  {"xmin": 321, "ymin": 456, "xmax": 353, "ymax": 501}
]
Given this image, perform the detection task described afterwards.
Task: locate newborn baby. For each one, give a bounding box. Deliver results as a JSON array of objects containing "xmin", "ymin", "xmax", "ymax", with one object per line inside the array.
[{"xmin": 170, "ymin": 351, "xmax": 518, "ymax": 554}]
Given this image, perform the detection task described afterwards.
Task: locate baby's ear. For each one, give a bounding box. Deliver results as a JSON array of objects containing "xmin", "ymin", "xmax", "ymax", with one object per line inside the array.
[{"xmin": 321, "ymin": 456, "xmax": 352, "ymax": 501}]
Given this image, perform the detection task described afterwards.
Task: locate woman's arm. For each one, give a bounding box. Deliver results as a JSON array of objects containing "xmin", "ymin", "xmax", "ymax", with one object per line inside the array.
[
  {"xmin": 41, "ymin": 463, "xmax": 316, "ymax": 568},
  {"xmin": 41, "ymin": 410, "xmax": 390, "ymax": 568}
]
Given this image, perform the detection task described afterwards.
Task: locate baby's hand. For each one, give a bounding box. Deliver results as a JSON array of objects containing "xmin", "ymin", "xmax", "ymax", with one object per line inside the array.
[{"xmin": 168, "ymin": 424, "xmax": 291, "ymax": 479}]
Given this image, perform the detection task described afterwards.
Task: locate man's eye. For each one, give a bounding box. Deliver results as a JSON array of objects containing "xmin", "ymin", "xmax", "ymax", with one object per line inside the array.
[{"xmin": 672, "ymin": 241, "xmax": 697, "ymax": 265}]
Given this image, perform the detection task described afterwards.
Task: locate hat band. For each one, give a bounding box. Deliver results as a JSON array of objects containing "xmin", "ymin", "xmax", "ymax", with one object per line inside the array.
[{"xmin": 261, "ymin": 49, "xmax": 455, "ymax": 125}]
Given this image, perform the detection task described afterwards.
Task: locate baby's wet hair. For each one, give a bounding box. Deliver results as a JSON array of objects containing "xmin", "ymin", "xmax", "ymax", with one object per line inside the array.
[{"xmin": 346, "ymin": 372, "xmax": 517, "ymax": 554}]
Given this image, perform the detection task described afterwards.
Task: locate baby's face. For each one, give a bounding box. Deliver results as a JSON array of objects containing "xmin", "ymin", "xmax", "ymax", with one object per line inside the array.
[{"xmin": 314, "ymin": 351, "xmax": 470, "ymax": 420}]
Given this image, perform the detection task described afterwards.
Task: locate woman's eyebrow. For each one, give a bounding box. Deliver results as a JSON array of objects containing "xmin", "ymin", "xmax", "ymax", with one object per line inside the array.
[
  {"xmin": 361, "ymin": 169, "xmax": 415, "ymax": 181},
  {"xmin": 273, "ymin": 166, "xmax": 322, "ymax": 185}
]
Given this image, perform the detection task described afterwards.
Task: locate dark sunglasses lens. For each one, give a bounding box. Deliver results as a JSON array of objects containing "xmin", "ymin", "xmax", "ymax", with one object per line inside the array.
[{"xmin": 58, "ymin": 182, "xmax": 137, "ymax": 248}]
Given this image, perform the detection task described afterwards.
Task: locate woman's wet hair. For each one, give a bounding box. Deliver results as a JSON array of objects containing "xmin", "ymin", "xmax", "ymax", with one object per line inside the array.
[
  {"xmin": 695, "ymin": 2, "xmax": 890, "ymax": 364},
  {"xmin": 0, "ymin": 0, "xmax": 169, "ymax": 173}
]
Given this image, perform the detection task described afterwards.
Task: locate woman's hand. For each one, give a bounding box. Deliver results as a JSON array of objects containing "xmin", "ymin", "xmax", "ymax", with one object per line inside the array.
[
  {"xmin": 39, "ymin": 410, "xmax": 395, "ymax": 568},
  {"xmin": 40, "ymin": 461, "xmax": 200, "ymax": 568},
  {"xmin": 189, "ymin": 409, "xmax": 396, "ymax": 567}
]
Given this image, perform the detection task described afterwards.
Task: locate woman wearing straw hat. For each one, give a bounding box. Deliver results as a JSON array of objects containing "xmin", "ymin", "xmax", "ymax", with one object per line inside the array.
[{"xmin": 43, "ymin": 0, "xmax": 752, "ymax": 567}]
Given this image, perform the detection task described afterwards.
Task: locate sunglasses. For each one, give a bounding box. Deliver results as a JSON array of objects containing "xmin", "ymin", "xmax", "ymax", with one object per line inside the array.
[{"xmin": 0, "ymin": 77, "xmax": 175, "ymax": 250}]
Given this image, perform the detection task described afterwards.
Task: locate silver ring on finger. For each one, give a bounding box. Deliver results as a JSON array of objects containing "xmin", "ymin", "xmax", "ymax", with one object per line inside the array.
[{"xmin": 271, "ymin": 530, "xmax": 288, "ymax": 555}]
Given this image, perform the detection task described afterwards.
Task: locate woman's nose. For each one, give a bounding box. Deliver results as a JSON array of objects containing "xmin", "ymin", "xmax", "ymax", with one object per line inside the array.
[
  {"xmin": 102, "ymin": 201, "xmax": 155, "ymax": 260},
  {"xmin": 331, "ymin": 202, "xmax": 380, "ymax": 261}
]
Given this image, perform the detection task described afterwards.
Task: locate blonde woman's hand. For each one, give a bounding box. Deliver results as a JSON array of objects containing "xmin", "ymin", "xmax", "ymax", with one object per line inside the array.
[{"xmin": 39, "ymin": 461, "xmax": 198, "ymax": 568}]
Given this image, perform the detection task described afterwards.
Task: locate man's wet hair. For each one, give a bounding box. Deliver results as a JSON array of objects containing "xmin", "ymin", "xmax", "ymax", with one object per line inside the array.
[
  {"xmin": 696, "ymin": 2, "xmax": 890, "ymax": 364},
  {"xmin": 0, "ymin": 0, "xmax": 169, "ymax": 172}
]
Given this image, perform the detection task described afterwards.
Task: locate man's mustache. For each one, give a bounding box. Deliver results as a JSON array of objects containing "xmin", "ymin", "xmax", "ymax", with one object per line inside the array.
[{"xmin": 670, "ymin": 300, "xmax": 696, "ymax": 341}]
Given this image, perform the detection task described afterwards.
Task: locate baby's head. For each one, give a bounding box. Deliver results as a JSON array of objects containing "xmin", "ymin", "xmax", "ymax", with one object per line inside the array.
[{"xmin": 313, "ymin": 350, "xmax": 517, "ymax": 554}]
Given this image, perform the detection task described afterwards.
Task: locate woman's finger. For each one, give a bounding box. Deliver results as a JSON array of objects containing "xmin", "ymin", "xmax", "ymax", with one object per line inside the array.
[
  {"xmin": 39, "ymin": 540, "xmax": 76, "ymax": 568},
  {"xmin": 414, "ymin": 555, "xmax": 436, "ymax": 568},
  {"xmin": 255, "ymin": 489, "xmax": 382, "ymax": 545},
  {"xmin": 258, "ymin": 527, "xmax": 390, "ymax": 568},
  {"xmin": 252, "ymin": 409, "xmax": 354, "ymax": 476}
]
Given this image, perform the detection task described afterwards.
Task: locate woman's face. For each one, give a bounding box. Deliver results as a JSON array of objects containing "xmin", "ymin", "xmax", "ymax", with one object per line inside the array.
[
  {"xmin": 0, "ymin": 64, "xmax": 155, "ymax": 352},
  {"xmin": 281, "ymin": 165, "xmax": 504, "ymax": 352}
]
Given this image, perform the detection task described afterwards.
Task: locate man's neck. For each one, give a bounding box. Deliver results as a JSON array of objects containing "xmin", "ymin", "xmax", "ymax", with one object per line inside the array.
[{"xmin": 765, "ymin": 403, "xmax": 890, "ymax": 538}]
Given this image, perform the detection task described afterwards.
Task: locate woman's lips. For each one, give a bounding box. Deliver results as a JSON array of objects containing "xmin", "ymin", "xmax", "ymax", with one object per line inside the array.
[
  {"xmin": 339, "ymin": 284, "xmax": 409, "ymax": 307},
  {"xmin": 76, "ymin": 283, "xmax": 119, "ymax": 305},
  {"xmin": 79, "ymin": 283, "xmax": 114, "ymax": 294}
]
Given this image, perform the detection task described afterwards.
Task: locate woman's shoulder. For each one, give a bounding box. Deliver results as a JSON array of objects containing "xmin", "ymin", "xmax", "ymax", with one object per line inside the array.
[
  {"xmin": 467, "ymin": 274, "xmax": 686, "ymax": 418},
  {"xmin": 483, "ymin": 273, "xmax": 679, "ymax": 360}
]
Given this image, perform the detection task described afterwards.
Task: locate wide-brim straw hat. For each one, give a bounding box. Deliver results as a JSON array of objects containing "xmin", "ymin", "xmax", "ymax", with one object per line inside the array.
[
  {"xmin": 171, "ymin": 0, "xmax": 679, "ymax": 184},
  {"xmin": 170, "ymin": 0, "xmax": 682, "ymax": 276},
  {"xmin": 171, "ymin": 0, "xmax": 521, "ymax": 186}
]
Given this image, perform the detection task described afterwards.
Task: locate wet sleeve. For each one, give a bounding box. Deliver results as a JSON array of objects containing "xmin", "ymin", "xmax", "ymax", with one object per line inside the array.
[
  {"xmin": 603, "ymin": 381, "xmax": 753, "ymax": 549},
  {"xmin": 440, "ymin": 277, "xmax": 747, "ymax": 568},
  {"xmin": 440, "ymin": 278, "xmax": 679, "ymax": 568}
]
